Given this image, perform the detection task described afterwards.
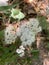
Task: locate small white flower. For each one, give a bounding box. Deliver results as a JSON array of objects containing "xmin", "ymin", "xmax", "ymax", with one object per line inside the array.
[
  {"xmin": 19, "ymin": 45, "xmax": 25, "ymax": 50},
  {"xmin": 19, "ymin": 52, "xmax": 25, "ymax": 57},
  {"xmin": 10, "ymin": 8, "xmax": 25, "ymax": 20},
  {"xmin": 37, "ymin": 26, "xmax": 42, "ymax": 32},
  {"xmin": 21, "ymin": 35, "xmax": 35, "ymax": 46},
  {"xmin": 16, "ymin": 45, "xmax": 25, "ymax": 57},
  {"xmin": 0, "ymin": 0, "xmax": 8, "ymax": 6},
  {"xmin": 29, "ymin": 18, "xmax": 39, "ymax": 27},
  {"xmin": 16, "ymin": 49, "xmax": 24, "ymax": 54},
  {"xmin": 16, "ymin": 48, "xmax": 25, "ymax": 57},
  {"xmin": 4, "ymin": 24, "xmax": 17, "ymax": 44}
]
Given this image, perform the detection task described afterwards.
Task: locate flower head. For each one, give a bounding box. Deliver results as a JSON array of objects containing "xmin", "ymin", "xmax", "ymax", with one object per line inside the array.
[
  {"xmin": 16, "ymin": 18, "xmax": 42, "ymax": 46},
  {"xmin": 16, "ymin": 45, "xmax": 25, "ymax": 57},
  {"xmin": 4, "ymin": 24, "xmax": 17, "ymax": 44}
]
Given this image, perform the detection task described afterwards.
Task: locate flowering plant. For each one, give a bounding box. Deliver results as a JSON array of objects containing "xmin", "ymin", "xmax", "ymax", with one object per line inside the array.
[{"xmin": 0, "ymin": 0, "xmax": 49, "ymax": 65}]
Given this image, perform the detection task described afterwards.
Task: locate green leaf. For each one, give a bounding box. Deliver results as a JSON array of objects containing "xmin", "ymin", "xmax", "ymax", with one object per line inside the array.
[
  {"xmin": 38, "ymin": 16, "xmax": 49, "ymax": 29},
  {"xmin": 0, "ymin": 30, "xmax": 4, "ymax": 39},
  {"xmin": 31, "ymin": 50, "xmax": 39, "ymax": 59},
  {"xmin": 46, "ymin": 43, "xmax": 49, "ymax": 49},
  {"xmin": 10, "ymin": 8, "xmax": 25, "ymax": 20},
  {"xmin": 13, "ymin": 9, "xmax": 19, "ymax": 15},
  {"xmin": 0, "ymin": 2, "xmax": 19, "ymax": 11}
]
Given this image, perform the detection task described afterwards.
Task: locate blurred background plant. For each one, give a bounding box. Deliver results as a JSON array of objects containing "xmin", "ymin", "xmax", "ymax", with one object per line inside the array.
[{"xmin": 0, "ymin": 0, "xmax": 49, "ymax": 65}]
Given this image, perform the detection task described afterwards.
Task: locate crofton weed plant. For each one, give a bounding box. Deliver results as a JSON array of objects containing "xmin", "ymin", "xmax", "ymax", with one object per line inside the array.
[{"xmin": 0, "ymin": 0, "xmax": 49, "ymax": 65}]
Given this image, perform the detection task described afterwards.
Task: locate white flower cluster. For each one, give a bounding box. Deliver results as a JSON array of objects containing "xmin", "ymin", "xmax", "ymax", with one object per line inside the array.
[
  {"xmin": 0, "ymin": 0, "xmax": 8, "ymax": 6},
  {"xmin": 5, "ymin": 24, "xmax": 17, "ymax": 44},
  {"xmin": 16, "ymin": 18, "xmax": 42, "ymax": 46},
  {"xmin": 4, "ymin": 18, "xmax": 42, "ymax": 46},
  {"xmin": 16, "ymin": 45, "xmax": 25, "ymax": 57}
]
